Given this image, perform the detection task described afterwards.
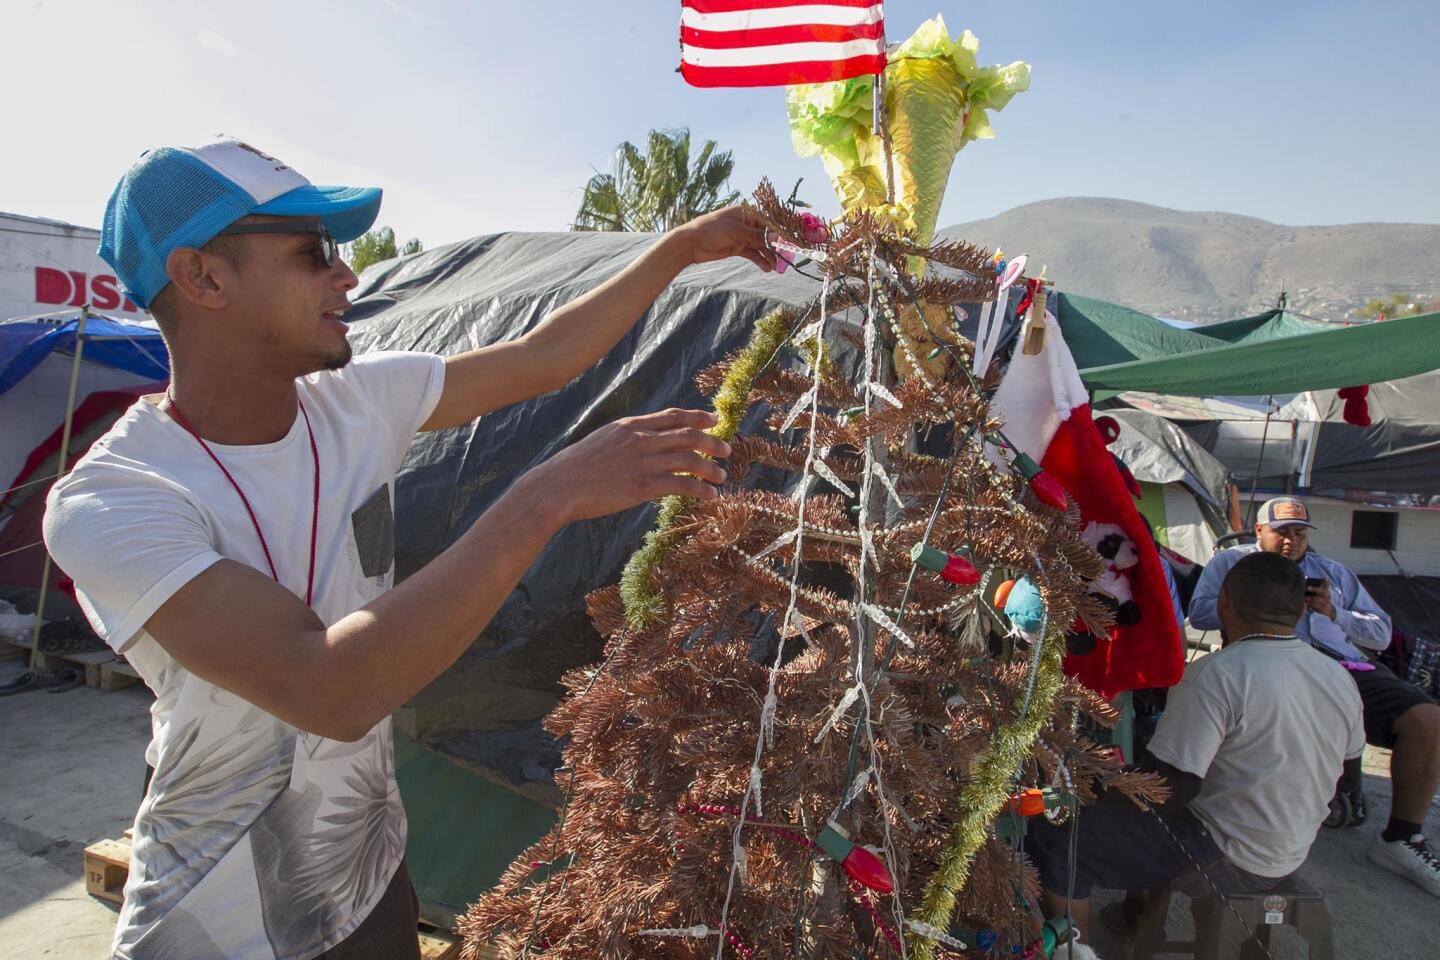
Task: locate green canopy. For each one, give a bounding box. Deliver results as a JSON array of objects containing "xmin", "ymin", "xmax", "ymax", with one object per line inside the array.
[{"xmin": 1057, "ymin": 293, "xmax": 1440, "ymax": 396}]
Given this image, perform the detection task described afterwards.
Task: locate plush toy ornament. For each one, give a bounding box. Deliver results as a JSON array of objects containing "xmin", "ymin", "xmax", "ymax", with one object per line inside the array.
[
  {"xmin": 1002, "ymin": 576, "xmax": 1048, "ymax": 639},
  {"xmin": 1081, "ymin": 522, "xmax": 1142, "ymax": 626}
]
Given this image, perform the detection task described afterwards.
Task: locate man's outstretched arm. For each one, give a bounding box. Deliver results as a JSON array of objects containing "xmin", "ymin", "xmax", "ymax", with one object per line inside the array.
[
  {"xmin": 141, "ymin": 409, "xmax": 729, "ymax": 741},
  {"xmin": 420, "ymin": 207, "xmax": 771, "ymax": 431}
]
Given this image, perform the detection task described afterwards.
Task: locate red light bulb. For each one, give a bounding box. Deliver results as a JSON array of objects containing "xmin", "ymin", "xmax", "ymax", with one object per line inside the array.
[
  {"xmin": 1029, "ymin": 471, "xmax": 1068, "ymax": 510},
  {"xmin": 1014, "ymin": 452, "xmax": 1068, "ymax": 510},
  {"xmin": 1005, "ymin": 788, "xmax": 1047, "ymax": 817},
  {"xmin": 816, "ymin": 821, "xmax": 893, "ymax": 894},
  {"xmin": 841, "ymin": 845, "xmax": 894, "ymax": 894},
  {"xmin": 911, "ymin": 544, "xmax": 982, "ymax": 585}
]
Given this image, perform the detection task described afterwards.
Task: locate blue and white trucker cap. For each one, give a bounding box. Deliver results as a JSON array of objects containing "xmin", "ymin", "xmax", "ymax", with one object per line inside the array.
[{"xmin": 99, "ymin": 136, "xmax": 382, "ymax": 308}]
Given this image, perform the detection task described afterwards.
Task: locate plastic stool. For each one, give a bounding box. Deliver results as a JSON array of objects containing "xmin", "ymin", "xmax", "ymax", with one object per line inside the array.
[{"xmin": 1131, "ymin": 874, "xmax": 1334, "ymax": 960}]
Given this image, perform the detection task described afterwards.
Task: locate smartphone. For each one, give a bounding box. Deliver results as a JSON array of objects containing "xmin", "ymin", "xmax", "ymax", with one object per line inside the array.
[{"xmin": 1305, "ymin": 577, "xmax": 1325, "ymax": 590}]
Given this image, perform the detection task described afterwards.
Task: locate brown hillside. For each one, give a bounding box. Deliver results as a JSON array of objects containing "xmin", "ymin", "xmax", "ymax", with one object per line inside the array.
[{"xmin": 941, "ymin": 197, "xmax": 1440, "ymax": 322}]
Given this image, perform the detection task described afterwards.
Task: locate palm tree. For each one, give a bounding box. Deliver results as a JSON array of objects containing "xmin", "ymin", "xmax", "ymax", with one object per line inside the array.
[{"xmin": 572, "ymin": 128, "xmax": 741, "ymax": 232}]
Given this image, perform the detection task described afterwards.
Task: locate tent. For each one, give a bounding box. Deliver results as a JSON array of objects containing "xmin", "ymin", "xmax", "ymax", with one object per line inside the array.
[
  {"xmin": 1052, "ymin": 297, "xmax": 1440, "ymax": 649},
  {"xmin": 1117, "ymin": 373, "xmax": 1440, "ymax": 505},
  {"xmin": 1102, "ymin": 407, "xmax": 1236, "ymax": 564},
  {"xmin": 0, "ymin": 314, "xmax": 170, "ymax": 611},
  {"xmin": 1057, "ymin": 294, "xmax": 1440, "ymax": 398},
  {"xmin": 342, "ymin": 230, "xmax": 819, "ymax": 794}
]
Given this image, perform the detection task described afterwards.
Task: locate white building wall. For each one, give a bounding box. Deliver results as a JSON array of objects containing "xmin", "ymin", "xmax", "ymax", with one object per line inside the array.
[{"xmin": 1, "ymin": 211, "xmax": 148, "ymax": 322}]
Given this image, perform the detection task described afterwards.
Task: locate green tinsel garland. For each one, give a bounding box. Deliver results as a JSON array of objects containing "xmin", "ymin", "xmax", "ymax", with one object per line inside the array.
[
  {"xmin": 619, "ymin": 308, "xmax": 795, "ymax": 629},
  {"xmin": 907, "ymin": 635, "xmax": 1067, "ymax": 959}
]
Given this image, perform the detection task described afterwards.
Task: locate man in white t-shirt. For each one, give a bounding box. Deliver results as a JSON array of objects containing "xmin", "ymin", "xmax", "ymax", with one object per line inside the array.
[
  {"xmin": 1190, "ymin": 497, "xmax": 1440, "ymax": 897},
  {"xmin": 42, "ymin": 137, "xmax": 771, "ymax": 960},
  {"xmin": 1029, "ymin": 551, "xmax": 1362, "ymax": 944}
]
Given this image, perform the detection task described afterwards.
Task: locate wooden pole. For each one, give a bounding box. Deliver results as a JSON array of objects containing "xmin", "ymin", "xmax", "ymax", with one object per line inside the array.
[
  {"xmin": 28, "ymin": 308, "xmax": 89, "ymax": 673},
  {"xmin": 874, "ymin": 49, "xmax": 895, "ymax": 206}
]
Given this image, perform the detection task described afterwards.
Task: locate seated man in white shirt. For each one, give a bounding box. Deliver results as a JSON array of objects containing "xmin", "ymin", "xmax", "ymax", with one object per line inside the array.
[
  {"xmin": 1029, "ymin": 551, "xmax": 1362, "ymax": 943},
  {"xmin": 1190, "ymin": 497, "xmax": 1440, "ymax": 897}
]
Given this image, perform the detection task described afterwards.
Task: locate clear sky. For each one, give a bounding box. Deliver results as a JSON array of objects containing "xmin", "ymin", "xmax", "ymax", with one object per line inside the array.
[{"xmin": 4, "ymin": 0, "xmax": 1438, "ymax": 247}]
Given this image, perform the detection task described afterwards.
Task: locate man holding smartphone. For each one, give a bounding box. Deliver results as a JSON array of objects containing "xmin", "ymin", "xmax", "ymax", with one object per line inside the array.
[{"xmin": 1190, "ymin": 497, "xmax": 1440, "ymax": 898}]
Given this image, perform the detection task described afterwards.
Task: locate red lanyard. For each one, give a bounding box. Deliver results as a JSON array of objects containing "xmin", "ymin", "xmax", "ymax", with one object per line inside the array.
[{"xmin": 165, "ymin": 393, "xmax": 320, "ymax": 607}]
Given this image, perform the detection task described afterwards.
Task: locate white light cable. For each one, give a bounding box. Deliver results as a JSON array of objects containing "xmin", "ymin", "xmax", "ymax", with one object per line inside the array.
[{"xmin": 714, "ymin": 274, "xmax": 831, "ymax": 959}]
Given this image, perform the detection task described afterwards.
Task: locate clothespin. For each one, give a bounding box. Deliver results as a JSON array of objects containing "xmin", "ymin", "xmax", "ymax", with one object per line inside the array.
[{"xmin": 1021, "ymin": 267, "xmax": 1051, "ymax": 356}]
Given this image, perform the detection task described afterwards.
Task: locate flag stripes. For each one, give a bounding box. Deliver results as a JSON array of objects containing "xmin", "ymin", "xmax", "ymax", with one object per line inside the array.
[{"xmin": 680, "ymin": 0, "xmax": 887, "ymax": 88}]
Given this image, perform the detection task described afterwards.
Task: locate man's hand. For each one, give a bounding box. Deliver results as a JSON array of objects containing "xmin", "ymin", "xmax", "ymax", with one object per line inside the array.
[
  {"xmin": 672, "ymin": 206, "xmax": 774, "ymax": 273},
  {"xmin": 1306, "ymin": 578, "xmax": 1338, "ymax": 620},
  {"xmin": 421, "ymin": 208, "xmax": 775, "ymax": 432},
  {"xmin": 141, "ymin": 407, "xmax": 731, "ymax": 741},
  {"xmin": 530, "ymin": 408, "xmax": 731, "ymax": 523}
]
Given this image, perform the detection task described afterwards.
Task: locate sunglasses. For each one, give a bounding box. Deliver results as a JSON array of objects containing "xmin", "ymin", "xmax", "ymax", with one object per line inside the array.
[{"xmin": 215, "ymin": 221, "xmax": 339, "ymax": 268}]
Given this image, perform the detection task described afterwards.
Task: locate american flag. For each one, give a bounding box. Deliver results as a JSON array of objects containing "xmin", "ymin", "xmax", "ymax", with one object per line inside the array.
[{"xmin": 679, "ymin": 0, "xmax": 887, "ymax": 88}]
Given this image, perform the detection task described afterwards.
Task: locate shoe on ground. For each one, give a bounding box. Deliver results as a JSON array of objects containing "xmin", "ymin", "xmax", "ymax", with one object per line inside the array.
[{"xmin": 1367, "ymin": 832, "xmax": 1440, "ymax": 897}]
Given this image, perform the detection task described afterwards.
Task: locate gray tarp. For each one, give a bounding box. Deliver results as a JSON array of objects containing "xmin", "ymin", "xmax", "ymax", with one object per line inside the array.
[
  {"xmin": 1165, "ymin": 372, "xmax": 1440, "ymax": 501},
  {"xmin": 345, "ymin": 232, "xmax": 826, "ymax": 799},
  {"xmin": 1103, "ymin": 408, "xmax": 1230, "ymax": 509},
  {"xmin": 1305, "ymin": 373, "xmax": 1440, "ymax": 499},
  {"xmin": 1359, "ymin": 575, "xmax": 1440, "ymax": 644},
  {"xmin": 1102, "ymin": 407, "xmax": 1232, "ymax": 538}
]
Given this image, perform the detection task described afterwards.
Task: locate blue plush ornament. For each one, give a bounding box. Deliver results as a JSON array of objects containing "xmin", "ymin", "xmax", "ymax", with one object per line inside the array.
[{"xmin": 1003, "ymin": 576, "xmax": 1047, "ymax": 638}]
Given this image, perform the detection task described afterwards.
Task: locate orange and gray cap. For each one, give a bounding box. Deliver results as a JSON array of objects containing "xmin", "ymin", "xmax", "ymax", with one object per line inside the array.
[{"xmin": 1256, "ymin": 497, "xmax": 1315, "ymax": 529}]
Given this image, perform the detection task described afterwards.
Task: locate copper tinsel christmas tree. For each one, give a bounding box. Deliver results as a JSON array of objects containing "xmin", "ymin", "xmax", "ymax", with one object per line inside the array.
[{"xmin": 460, "ymin": 184, "xmax": 1162, "ymax": 959}]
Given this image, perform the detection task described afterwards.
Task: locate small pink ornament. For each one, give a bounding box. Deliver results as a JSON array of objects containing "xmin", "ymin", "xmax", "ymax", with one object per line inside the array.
[{"xmin": 797, "ymin": 211, "xmax": 830, "ymax": 244}]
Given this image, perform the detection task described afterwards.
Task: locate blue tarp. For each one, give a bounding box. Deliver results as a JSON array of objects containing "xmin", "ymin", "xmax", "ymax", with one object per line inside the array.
[{"xmin": 0, "ymin": 315, "xmax": 170, "ymax": 396}]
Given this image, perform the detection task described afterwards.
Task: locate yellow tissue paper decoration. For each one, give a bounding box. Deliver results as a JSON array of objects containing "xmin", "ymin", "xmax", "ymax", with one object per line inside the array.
[
  {"xmin": 893, "ymin": 300, "xmax": 965, "ymax": 381},
  {"xmin": 787, "ymin": 15, "xmax": 1030, "ymax": 245}
]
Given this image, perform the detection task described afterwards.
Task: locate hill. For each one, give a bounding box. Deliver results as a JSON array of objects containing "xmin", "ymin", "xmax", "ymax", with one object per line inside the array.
[{"xmin": 940, "ymin": 197, "xmax": 1440, "ymax": 322}]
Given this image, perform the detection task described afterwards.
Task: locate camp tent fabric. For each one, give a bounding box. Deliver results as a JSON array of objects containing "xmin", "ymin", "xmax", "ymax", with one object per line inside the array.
[
  {"xmin": 1133, "ymin": 480, "xmax": 1218, "ymax": 568},
  {"xmin": 0, "ymin": 315, "xmax": 169, "ymax": 396},
  {"xmin": 0, "ymin": 386, "xmax": 161, "ymax": 604},
  {"xmin": 1121, "ymin": 373, "xmax": 1440, "ymax": 500},
  {"xmin": 393, "ymin": 731, "xmax": 553, "ymax": 917},
  {"xmin": 1055, "ymin": 294, "xmax": 1440, "ymax": 398},
  {"xmin": 1102, "ymin": 407, "xmax": 1233, "ymax": 560},
  {"xmin": 1359, "ymin": 575, "xmax": 1440, "ymax": 646},
  {"xmin": 1303, "ymin": 372, "xmax": 1440, "ymax": 498},
  {"xmin": 1103, "ymin": 408, "xmax": 1230, "ymax": 512}
]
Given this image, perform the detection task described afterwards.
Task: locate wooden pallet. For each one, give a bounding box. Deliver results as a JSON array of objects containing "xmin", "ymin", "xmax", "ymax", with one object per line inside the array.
[
  {"xmin": 0, "ymin": 636, "xmax": 141, "ymax": 691},
  {"xmin": 419, "ymin": 923, "xmax": 463, "ymax": 959},
  {"xmin": 83, "ymin": 832, "xmax": 486, "ymax": 956},
  {"xmin": 83, "ymin": 833, "xmax": 133, "ymax": 904}
]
